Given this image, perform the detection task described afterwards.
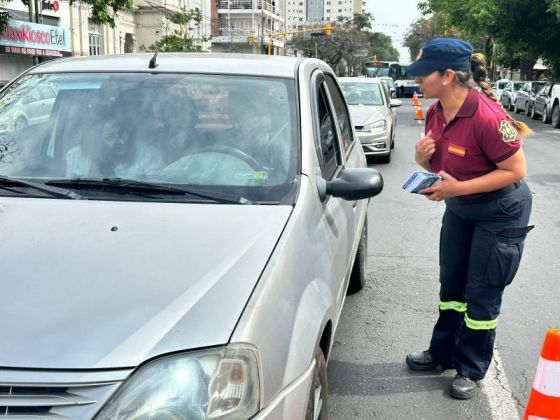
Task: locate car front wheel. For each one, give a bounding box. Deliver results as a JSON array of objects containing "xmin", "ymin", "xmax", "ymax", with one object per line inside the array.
[
  {"xmin": 552, "ymin": 104, "xmax": 560, "ymax": 129},
  {"xmin": 348, "ymin": 219, "xmax": 367, "ymax": 294},
  {"xmin": 531, "ymin": 105, "xmax": 538, "ymax": 120},
  {"xmin": 305, "ymin": 348, "xmax": 328, "ymax": 420},
  {"xmin": 542, "ymin": 107, "xmax": 550, "ymax": 124}
]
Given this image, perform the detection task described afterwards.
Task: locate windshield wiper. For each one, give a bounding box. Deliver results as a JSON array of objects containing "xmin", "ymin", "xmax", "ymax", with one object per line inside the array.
[
  {"xmin": 0, "ymin": 175, "xmax": 81, "ymax": 199},
  {"xmin": 46, "ymin": 178, "xmax": 251, "ymax": 204}
]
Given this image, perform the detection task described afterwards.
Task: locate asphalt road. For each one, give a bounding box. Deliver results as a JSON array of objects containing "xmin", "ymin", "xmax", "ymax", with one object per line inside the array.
[{"xmin": 327, "ymin": 98, "xmax": 560, "ymax": 419}]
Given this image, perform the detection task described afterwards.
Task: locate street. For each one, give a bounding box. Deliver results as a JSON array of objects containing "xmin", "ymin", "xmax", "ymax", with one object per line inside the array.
[{"xmin": 328, "ymin": 99, "xmax": 560, "ymax": 419}]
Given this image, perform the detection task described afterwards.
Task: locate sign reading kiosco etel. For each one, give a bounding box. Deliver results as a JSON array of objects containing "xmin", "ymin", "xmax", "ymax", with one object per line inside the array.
[{"xmin": 0, "ymin": 20, "xmax": 71, "ymax": 57}]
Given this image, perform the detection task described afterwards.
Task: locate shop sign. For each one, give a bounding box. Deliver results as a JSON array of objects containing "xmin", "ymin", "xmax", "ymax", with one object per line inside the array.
[{"xmin": 0, "ymin": 20, "xmax": 71, "ymax": 54}]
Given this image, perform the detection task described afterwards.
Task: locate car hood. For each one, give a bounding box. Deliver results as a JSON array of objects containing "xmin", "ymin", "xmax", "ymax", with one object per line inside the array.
[
  {"xmin": 348, "ymin": 105, "xmax": 386, "ymax": 126},
  {"xmin": 0, "ymin": 198, "xmax": 292, "ymax": 369}
]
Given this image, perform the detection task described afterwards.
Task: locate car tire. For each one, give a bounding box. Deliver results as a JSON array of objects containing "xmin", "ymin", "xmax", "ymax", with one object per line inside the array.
[
  {"xmin": 525, "ymin": 102, "xmax": 531, "ymax": 117},
  {"xmin": 509, "ymin": 101, "xmax": 514, "ymax": 112},
  {"xmin": 14, "ymin": 116, "xmax": 28, "ymax": 130},
  {"xmin": 305, "ymin": 347, "xmax": 328, "ymax": 420},
  {"xmin": 531, "ymin": 105, "xmax": 538, "ymax": 120},
  {"xmin": 542, "ymin": 108, "xmax": 550, "ymax": 124},
  {"xmin": 347, "ymin": 219, "xmax": 367, "ymax": 295},
  {"xmin": 552, "ymin": 104, "xmax": 560, "ymax": 129},
  {"xmin": 390, "ymin": 130, "xmax": 395, "ymax": 149}
]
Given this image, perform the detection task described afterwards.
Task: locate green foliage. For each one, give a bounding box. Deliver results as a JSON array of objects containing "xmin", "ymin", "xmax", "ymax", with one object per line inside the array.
[
  {"xmin": 367, "ymin": 32, "xmax": 399, "ymax": 61},
  {"xmin": 416, "ymin": 0, "xmax": 560, "ymax": 79},
  {"xmin": 140, "ymin": 32, "xmax": 208, "ymax": 52},
  {"xmin": 352, "ymin": 12, "xmax": 373, "ymax": 31},
  {"xmin": 289, "ymin": 24, "xmax": 369, "ymax": 75},
  {"xmin": 139, "ymin": 8, "xmax": 207, "ymax": 52},
  {"xmin": 71, "ymin": 0, "xmax": 134, "ymax": 27}
]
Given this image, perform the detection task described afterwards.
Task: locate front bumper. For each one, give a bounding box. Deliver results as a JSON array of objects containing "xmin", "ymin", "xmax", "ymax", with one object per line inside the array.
[
  {"xmin": 253, "ymin": 360, "xmax": 315, "ymax": 419},
  {"xmin": 356, "ymin": 130, "xmax": 390, "ymax": 156}
]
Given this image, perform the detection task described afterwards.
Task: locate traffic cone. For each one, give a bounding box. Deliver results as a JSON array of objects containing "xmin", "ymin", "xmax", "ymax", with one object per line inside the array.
[
  {"xmin": 524, "ymin": 329, "xmax": 560, "ymax": 420},
  {"xmin": 412, "ymin": 92, "xmax": 419, "ymax": 106},
  {"xmin": 414, "ymin": 106, "xmax": 424, "ymax": 122}
]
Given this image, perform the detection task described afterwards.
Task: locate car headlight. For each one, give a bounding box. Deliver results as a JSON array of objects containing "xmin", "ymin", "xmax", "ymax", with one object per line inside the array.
[
  {"xmin": 363, "ymin": 119, "xmax": 387, "ymax": 133},
  {"xmin": 94, "ymin": 345, "xmax": 260, "ymax": 420}
]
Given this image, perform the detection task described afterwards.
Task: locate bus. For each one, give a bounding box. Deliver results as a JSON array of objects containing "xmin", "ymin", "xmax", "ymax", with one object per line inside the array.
[{"xmin": 363, "ymin": 60, "xmax": 420, "ymax": 98}]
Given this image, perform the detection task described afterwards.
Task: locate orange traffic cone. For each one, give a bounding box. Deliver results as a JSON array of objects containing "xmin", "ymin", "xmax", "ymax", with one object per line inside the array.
[
  {"xmin": 414, "ymin": 106, "xmax": 424, "ymax": 122},
  {"xmin": 412, "ymin": 92, "xmax": 420, "ymax": 106},
  {"xmin": 524, "ymin": 329, "xmax": 560, "ymax": 420}
]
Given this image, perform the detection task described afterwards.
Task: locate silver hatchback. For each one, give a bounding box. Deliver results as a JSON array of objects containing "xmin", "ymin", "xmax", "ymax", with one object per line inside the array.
[
  {"xmin": 0, "ymin": 54, "xmax": 383, "ymax": 419},
  {"xmin": 339, "ymin": 77, "xmax": 401, "ymax": 163}
]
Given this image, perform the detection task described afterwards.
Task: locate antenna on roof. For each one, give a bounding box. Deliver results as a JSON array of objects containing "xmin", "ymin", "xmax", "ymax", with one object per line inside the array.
[{"xmin": 149, "ymin": 51, "xmax": 158, "ymax": 69}]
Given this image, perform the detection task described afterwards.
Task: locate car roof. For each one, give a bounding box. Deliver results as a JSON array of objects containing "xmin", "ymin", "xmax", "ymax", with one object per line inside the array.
[
  {"xmin": 28, "ymin": 53, "xmax": 303, "ymax": 79},
  {"xmin": 338, "ymin": 77, "xmax": 381, "ymax": 84}
]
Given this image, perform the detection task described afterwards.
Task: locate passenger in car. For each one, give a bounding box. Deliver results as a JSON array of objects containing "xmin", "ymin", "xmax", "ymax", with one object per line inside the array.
[{"xmin": 65, "ymin": 117, "xmax": 164, "ymax": 179}]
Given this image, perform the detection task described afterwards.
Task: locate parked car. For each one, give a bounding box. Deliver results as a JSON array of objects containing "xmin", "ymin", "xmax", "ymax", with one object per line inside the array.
[
  {"xmin": 513, "ymin": 81, "xmax": 547, "ymax": 116},
  {"xmin": 378, "ymin": 76, "xmax": 396, "ymax": 97},
  {"xmin": 493, "ymin": 79, "xmax": 510, "ymax": 101},
  {"xmin": 500, "ymin": 81, "xmax": 525, "ymax": 111},
  {"xmin": 548, "ymin": 84, "xmax": 560, "ymax": 128},
  {"xmin": 0, "ymin": 54, "xmax": 384, "ymax": 419},
  {"xmin": 0, "ymin": 83, "xmax": 57, "ymax": 133},
  {"xmin": 531, "ymin": 82, "xmax": 555, "ymax": 123},
  {"xmin": 338, "ymin": 77, "xmax": 402, "ymax": 163}
]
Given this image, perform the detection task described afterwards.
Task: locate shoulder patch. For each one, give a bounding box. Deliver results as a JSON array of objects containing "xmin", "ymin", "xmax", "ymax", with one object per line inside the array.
[{"xmin": 499, "ymin": 120, "xmax": 517, "ymax": 143}]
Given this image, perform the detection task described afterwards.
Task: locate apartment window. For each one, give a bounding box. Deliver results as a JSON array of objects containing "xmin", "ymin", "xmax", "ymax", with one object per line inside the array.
[
  {"xmin": 338, "ymin": 8, "xmax": 342, "ymax": 11},
  {"xmin": 88, "ymin": 24, "xmax": 102, "ymax": 56}
]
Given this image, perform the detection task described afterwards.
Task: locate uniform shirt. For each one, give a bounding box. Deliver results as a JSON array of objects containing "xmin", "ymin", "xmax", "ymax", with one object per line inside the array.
[{"xmin": 426, "ymin": 88, "xmax": 521, "ymax": 183}]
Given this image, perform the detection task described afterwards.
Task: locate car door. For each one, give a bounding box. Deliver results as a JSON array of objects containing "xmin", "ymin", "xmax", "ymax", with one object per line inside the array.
[
  {"xmin": 517, "ymin": 83, "xmax": 529, "ymax": 110},
  {"xmin": 310, "ymin": 70, "xmax": 357, "ymax": 308},
  {"xmin": 535, "ymin": 84, "xmax": 550, "ymax": 115}
]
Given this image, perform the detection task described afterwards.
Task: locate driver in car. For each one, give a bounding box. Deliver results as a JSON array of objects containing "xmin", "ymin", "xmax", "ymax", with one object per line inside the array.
[{"xmin": 65, "ymin": 117, "xmax": 164, "ymax": 179}]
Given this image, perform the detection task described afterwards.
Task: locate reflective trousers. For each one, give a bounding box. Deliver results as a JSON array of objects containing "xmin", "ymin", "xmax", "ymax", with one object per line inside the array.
[{"xmin": 428, "ymin": 181, "xmax": 533, "ymax": 381}]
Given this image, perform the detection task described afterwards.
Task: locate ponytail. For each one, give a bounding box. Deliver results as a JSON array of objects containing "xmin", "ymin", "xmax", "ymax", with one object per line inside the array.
[{"xmin": 470, "ymin": 53, "xmax": 533, "ymax": 137}]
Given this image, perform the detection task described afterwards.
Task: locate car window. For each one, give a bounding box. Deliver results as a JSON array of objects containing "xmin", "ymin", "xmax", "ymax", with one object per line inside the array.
[
  {"xmin": 340, "ymin": 82, "xmax": 384, "ymax": 106},
  {"xmin": 0, "ymin": 73, "xmax": 299, "ymax": 203},
  {"xmin": 324, "ymin": 76, "xmax": 354, "ymax": 153},
  {"xmin": 315, "ymin": 84, "xmax": 339, "ymax": 180},
  {"xmin": 498, "ymin": 81, "xmax": 509, "ymax": 90},
  {"xmin": 532, "ymin": 82, "xmax": 546, "ymax": 94},
  {"xmin": 513, "ymin": 82, "xmax": 525, "ymax": 90}
]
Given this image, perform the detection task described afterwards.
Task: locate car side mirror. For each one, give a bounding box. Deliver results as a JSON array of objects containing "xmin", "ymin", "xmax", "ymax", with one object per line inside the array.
[
  {"xmin": 317, "ymin": 168, "xmax": 383, "ymax": 202},
  {"xmin": 390, "ymin": 99, "xmax": 402, "ymax": 108}
]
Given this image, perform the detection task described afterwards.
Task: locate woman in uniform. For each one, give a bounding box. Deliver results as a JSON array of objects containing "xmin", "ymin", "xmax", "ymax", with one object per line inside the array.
[{"xmin": 404, "ymin": 38, "xmax": 534, "ymax": 399}]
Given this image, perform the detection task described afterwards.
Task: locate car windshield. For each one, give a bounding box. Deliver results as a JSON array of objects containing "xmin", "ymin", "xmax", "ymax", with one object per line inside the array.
[
  {"xmin": 513, "ymin": 82, "xmax": 525, "ymax": 90},
  {"xmin": 0, "ymin": 73, "xmax": 298, "ymax": 203},
  {"xmin": 532, "ymin": 82, "xmax": 546, "ymax": 94},
  {"xmin": 498, "ymin": 81, "xmax": 509, "ymax": 89},
  {"xmin": 340, "ymin": 83, "xmax": 384, "ymax": 106}
]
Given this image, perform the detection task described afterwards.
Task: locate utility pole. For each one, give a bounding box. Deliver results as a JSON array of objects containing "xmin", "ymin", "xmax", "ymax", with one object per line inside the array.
[{"xmin": 260, "ymin": 0, "xmax": 265, "ymax": 54}]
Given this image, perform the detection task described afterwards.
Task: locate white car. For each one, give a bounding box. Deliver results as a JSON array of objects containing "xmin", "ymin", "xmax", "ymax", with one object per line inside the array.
[
  {"xmin": 0, "ymin": 84, "xmax": 56, "ymax": 133},
  {"xmin": 339, "ymin": 77, "xmax": 402, "ymax": 163}
]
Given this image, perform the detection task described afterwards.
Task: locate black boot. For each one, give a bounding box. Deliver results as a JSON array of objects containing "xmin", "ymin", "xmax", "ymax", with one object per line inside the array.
[
  {"xmin": 405, "ymin": 350, "xmax": 440, "ymax": 371},
  {"xmin": 449, "ymin": 374, "xmax": 480, "ymax": 399}
]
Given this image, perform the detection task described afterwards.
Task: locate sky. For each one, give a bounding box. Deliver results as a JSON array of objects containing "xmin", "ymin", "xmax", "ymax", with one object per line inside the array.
[{"xmin": 366, "ymin": 0, "xmax": 423, "ymax": 63}]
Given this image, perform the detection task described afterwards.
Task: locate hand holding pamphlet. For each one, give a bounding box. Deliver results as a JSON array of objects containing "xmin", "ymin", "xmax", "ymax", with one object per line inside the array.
[{"xmin": 402, "ymin": 171, "xmax": 443, "ymax": 194}]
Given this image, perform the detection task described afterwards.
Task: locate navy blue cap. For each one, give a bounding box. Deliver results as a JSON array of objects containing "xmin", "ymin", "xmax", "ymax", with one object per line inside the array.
[{"xmin": 407, "ymin": 38, "xmax": 473, "ymax": 76}]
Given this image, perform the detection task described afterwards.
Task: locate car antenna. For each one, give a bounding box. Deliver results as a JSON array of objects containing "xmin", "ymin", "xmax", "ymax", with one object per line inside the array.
[{"xmin": 149, "ymin": 51, "xmax": 158, "ymax": 69}]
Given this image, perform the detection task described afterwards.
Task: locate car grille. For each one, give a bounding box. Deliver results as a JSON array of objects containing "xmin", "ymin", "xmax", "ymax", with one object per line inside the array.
[{"xmin": 0, "ymin": 368, "xmax": 132, "ymax": 419}]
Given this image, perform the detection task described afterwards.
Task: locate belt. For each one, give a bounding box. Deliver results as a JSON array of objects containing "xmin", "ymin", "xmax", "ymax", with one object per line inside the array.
[{"xmin": 458, "ymin": 181, "xmax": 520, "ymax": 203}]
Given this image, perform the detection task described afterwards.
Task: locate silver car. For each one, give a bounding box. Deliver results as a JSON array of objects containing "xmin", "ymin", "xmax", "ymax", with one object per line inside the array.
[
  {"xmin": 0, "ymin": 54, "xmax": 383, "ymax": 419},
  {"xmin": 338, "ymin": 77, "xmax": 402, "ymax": 163}
]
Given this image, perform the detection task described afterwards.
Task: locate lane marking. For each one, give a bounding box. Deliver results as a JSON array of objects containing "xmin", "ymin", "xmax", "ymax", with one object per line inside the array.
[{"xmin": 484, "ymin": 348, "xmax": 520, "ymax": 420}]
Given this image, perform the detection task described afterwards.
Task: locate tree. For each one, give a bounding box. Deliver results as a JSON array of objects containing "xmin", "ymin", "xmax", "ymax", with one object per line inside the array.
[
  {"xmin": 416, "ymin": 0, "xmax": 560, "ymax": 79},
  {"xmin": 289, "ymin": 24, "xmax": 369, "ymax": 76},
  {"xmin": 1, "ymin": 0, "xmax": 133, "ymax": 34},
  {"xmin": 352, "ymin": 12, "xmax": 373, "ymax": 31},
  {"xmin": 367, "ymin": 32, "xmax": 399, "ymax": 62},
  {"xmin": 139, "ymin": 8, "xmax": 208, "ymax": 52}
]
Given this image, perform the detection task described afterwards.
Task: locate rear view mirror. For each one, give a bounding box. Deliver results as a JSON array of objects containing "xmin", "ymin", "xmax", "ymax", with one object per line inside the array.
[{"xmin": 317, "ymin": 168, "xmax": 383, "ymax": 202}]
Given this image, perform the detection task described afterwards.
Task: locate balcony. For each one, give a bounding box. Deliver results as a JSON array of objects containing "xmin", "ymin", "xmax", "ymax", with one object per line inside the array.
[{"xmin": 217, "ymin": 0, "xmax": 276, "ymax": 12}]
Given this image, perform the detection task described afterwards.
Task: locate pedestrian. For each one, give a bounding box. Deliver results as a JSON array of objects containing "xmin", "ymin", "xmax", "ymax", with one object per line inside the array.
[{"xmin": 404, "ymin": 38, "xmax": 534, "ymax": 399}]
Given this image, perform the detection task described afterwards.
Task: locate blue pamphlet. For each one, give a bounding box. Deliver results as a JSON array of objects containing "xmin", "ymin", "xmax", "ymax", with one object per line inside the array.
[{"xmin": 402, "ymin": 171, "xmax": 443, "ymax": 194}]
